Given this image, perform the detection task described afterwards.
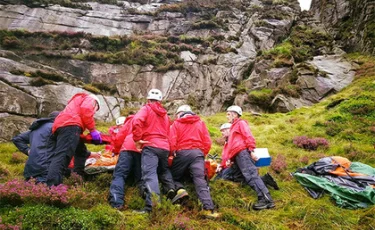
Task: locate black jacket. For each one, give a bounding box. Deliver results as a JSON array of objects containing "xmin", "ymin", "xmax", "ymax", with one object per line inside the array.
[{"xmin": 12, "ymin": 118, "xmax": 56, "ymax": 179}]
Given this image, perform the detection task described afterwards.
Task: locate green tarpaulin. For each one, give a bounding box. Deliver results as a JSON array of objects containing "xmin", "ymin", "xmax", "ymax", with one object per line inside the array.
[{"xmin": 294, "ymin": 161, "xmax": 375, "ymax": 209}]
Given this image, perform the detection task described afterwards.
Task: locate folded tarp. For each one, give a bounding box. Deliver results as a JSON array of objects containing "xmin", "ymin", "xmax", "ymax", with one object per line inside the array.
[{"xmin": 294, "ymin": 157, "xmax": 375, "ymax": 209}]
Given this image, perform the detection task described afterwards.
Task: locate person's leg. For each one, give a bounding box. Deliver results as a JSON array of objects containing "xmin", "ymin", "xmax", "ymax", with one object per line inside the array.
[
  {"xmin": 46, "ymin": 126, "xmax": 81, "ymax": 186},
  {"xmin": 189, "ymin": 150, "xmax": 215, "ymax": 210},
  {"xmin": 229, "ymin": 163, "xmax": 246, "ymax": 183},
  {"xmin": 109, "ymin": 151, "xmax": 134, "ymax": 208},
  {"xmin": 142, "ymin": 146, "xmax": 160, "ymax": 212},
  {"xmin": 132, "ymin": 152, "xmax": 145, "ymax": 198},
  {"xmin": 155, "ymin": 147, "xmax": 175, "ymax": 196},
  {"xmin": 169, "ymin": 150, "xmax": 192, "ymax": 203},
  {"xmin": 235, "ymin": 150, "xmax": 274, "ymax": 210},
  {"xmin": 170, "ymin": 150, "xmax": 191, "ymax": 191},
  {"xmin": 73, "ymin": 140, "xmax": 90, "ymax": 177}
]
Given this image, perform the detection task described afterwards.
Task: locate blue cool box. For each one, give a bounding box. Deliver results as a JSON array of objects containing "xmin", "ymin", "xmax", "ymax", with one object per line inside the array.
[{"xmin": 253, "ymin": 148, "xmax": 271, "ymax": 167}]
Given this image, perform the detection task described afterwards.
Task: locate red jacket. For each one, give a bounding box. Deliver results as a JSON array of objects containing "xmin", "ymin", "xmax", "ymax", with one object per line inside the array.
[
  {"xmin": 52, "ymin": 93, "xmax": 96, "ymax": 133},
  {"xmin": 226, "ymin": 118, "xmax": 256, "ymax": 160},
  {"xmin": 108, "ymin": 125, "xmax": 123, "ymax": 154},
  {"xmin": 132, "ymin": 102, "xmax": 170, "ymax": 151},
  {"xmin": 112, "ymin": 115, "xmax": 134, "ymax": 153},
  {"xmin": 121, "ymin": 134, "xmax": 140, "ymax": 153},
  {"xmin": 220, "ymin": 141, "xmax": 230, "ymax": 168},
  {"xmin": 169, "ymin": 114, "xmax": 211, "ymax": 156}
]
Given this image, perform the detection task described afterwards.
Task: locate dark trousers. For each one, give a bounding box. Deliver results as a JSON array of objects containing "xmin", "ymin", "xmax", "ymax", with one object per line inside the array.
[
  {"xmin": 215, "ymin": 164, "xmax": 245, "ymax": 183},
  {"xmin": 233, "ymin": 150, "xmax": 270, "ymax": 199},
  {"xmin": 46, "ymin": 126, "xmax": 87, "ymax": 186},
  {"xmin": 142, "ymin": 146, "xmax": 175, "ymax": 211},
  {"xmin": 109, "ymin": 150, "xmax": 142, "ymax": 208},
  {"xmin": 171, "ymin": 149, "xmax": 214, "ymax": 210}
]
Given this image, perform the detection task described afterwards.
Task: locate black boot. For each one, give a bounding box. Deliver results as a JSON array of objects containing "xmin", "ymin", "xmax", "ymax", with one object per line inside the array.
[
  {"xmin": 252, "ymin": 194, "xmax": 275, "ymax": 210},
  {"xmin": 261, "ymin": 173, "xmax": 280, "ymax": 190}
]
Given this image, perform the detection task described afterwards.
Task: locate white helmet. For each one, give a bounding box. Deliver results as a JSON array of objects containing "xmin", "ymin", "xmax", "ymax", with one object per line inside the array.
[
  {"xmin": 89, "ymin": 94, "xmax": 101, "ymax": 111},
  {"xmin": 147, "ymin": 89, "xmax": 163, "ymax": 101},
  {"xmin": 220, "ymin": 123, "xmax": 232, "ymax": 130},
  {"xmin": 176, "ymin": 105, "xmax": 192, "ymax": 114},
  {"xmin": 116, "ymin": 116, "xmax": 126, "ymax": 126},
  {"xmin": 227, "ymin": 105, "xmax": 242, "ymax": 116}
]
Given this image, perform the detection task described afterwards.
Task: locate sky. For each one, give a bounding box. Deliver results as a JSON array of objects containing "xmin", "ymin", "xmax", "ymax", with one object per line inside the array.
[{"xmin": 298, "ymin": 0, "xmax": 312, "ymax": 11}]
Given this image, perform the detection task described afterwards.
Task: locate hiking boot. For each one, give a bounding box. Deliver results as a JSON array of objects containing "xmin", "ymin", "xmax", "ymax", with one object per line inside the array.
[
  {"xmin": 262, "ymin": 173, "xmax": 280, "ymax": 190},
  {"xmin": 200, "ymin": 209, "xmax": 221, "ymax": 219},
  {"xmin": 171, "ymin": 189, "xmax": 189, "ymax": 204},
  {"xmin": 166, "ymin": 189, "xmax": 176, "ymax": 200},
  {"xmin": 252, "ymin": 198, "xmax": 275, "ymax": 210}
]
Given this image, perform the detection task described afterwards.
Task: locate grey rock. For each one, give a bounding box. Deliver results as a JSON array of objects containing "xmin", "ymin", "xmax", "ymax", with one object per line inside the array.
[
  {"xmin": 0, "ymin": 113, "xmax": 35, "ymax": 143},
  {"xmin": 310, "ymin": 0, "xmax": 374, "ymax": 54},
  {"xmin": 180, "ymin": 51, "xmax": 197, "ymax": 62},
  {"xmin": 0, "ymin": 80, "xmax": 37, "ymax": 116},
  {"xmin": 270, "ymin": 94, "xmax": 312, "ymax": 113}
]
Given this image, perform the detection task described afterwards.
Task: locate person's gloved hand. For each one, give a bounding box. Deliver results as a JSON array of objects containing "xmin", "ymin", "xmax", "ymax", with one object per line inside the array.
[{"xmin": 90, "ymin": 130, "xmax": 102, "ymax": 144}]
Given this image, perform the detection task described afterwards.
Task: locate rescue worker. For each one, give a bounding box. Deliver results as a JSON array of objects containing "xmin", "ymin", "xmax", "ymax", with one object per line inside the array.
[
  {"xmin": 216, "ymin": 123, "xmax": 279, "ymax": 190},
  {"xmin": 108, "ymin": 114, "xmax": 144, "ymax": 210},
  {"xmin": 131, "ymin": 89, "xmax": 175, "ymax": 213},
  {"xmin": 46, "ymin": 93, "xmax": 102, "ymax": 186},
  {"xmin": 215, "ymin": 123, "xmax": 236, "ymax": 180},
  {"xmin": 169, "ymin": 105, "xmax": 220, "ymax": 219},
  {"xmin": 224, "ymin": 105, "xmax": 275, "ymax": 210},
  {"xmin": 12, "ymin": 111, "xmax": 60, "ymax": 183},
  {"xmin": 106, "ymin": 116, "xmax": 127, "ymax": 155}
]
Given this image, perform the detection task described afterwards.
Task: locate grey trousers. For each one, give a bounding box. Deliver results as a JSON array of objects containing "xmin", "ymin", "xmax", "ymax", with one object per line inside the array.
[{"xmin": 171, "ymin": 149, "xmax": 214, "ymax": 210}]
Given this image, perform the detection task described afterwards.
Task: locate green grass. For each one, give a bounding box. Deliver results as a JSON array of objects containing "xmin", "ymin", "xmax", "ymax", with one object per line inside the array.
[{"xmin": 1, "ymin": 55, "xmax": 375, "ymax": 229}]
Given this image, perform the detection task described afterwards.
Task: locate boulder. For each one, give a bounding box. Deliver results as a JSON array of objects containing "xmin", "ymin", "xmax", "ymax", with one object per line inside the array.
[
  {"xmin": 270, "ymin": 94, "xmax": 312, "ymax": 113},
  {"xmin": 296, "ymin": 55, "xmax": 355, "ymax": 102},
  {"xmin": 23, "ymin": 84, "xmax": 124, "ymax": 121},
  {"xmin": 0, "ymin": 79, "xmax": 37, "ymax": 116},
  {"xmin": 0, "ymin": 113, "xmax": 35, "ymax": 143}
]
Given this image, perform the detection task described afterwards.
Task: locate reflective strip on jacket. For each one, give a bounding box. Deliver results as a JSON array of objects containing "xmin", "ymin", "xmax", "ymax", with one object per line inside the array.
[{"xmin": 52, "ymin": 93, "xmax": 97, "ymax": 133}]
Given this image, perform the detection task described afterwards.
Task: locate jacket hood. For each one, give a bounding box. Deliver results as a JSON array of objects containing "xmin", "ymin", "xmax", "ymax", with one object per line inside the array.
[
  {"xmin": 67, "ymin": 92, "xmax": 88, "ymax": 103},
  {"xmin": 176, "ymin": 114, "xmax": 200, "ymax": 124},
  {"xmin": 148, "ymin": 102, "xmax": 167, "ymax": 116},
  {"xmin": 124, "ymin": 114, "xmax": 134, "ymax": 123},
  {"xmin": 29, "ymin": 117, "xmax": 54, "ymax": 131}
]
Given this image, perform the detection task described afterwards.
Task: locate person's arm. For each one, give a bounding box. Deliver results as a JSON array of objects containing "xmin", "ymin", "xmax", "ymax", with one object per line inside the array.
[
  {"xmin": 12, "ymin": 131, "xmax": 31, "ymax": 156},
  {"xmin": 169, "ymin": 124, "xmax": 178, "ymax": 155},
  {"xmin": 80, "ymin": 97, "xmax": 97, "ymax": 132},
  {"xmin": 200, "ymin": 121, "xmax": 212, "ymax": 156},
  {"xmin": 239, "ymin": 120, "xmax": 256, "ymax": 151}
]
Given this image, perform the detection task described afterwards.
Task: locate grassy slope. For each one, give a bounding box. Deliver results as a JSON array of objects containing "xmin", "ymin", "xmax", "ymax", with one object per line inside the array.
[{"xmin": 0, "ymin": 54, "xmax": 375, "ymax": 229}]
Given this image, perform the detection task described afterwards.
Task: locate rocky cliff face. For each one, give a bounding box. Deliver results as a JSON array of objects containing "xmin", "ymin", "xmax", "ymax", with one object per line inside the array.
[
  {"xmin": 310, "ymin": 0, "xmax": 375, "ymax": 55},
  {"xmin": 0, "ymin": 0, "xmax": 364, "ymax": 142},
  {"xmin": 0, "ymin": 0, "xmax": 302, "ymax": 115}
]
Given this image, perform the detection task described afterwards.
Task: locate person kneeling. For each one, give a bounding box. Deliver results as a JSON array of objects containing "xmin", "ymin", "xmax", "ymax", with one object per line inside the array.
[{"xmin": 169, "ymin": 105, "xmax": 220, "ymax": 219}]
